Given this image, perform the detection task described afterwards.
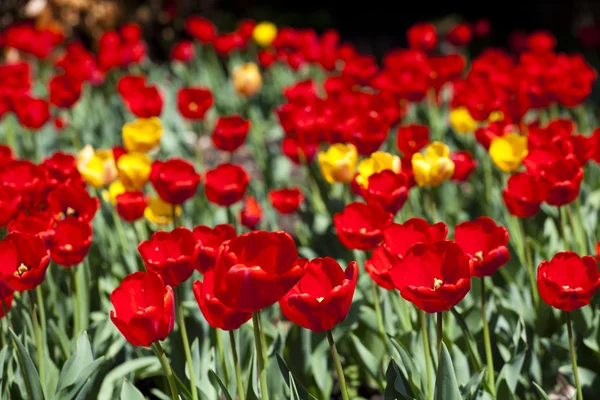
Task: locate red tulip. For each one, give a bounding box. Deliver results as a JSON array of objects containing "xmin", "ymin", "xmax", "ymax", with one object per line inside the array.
[
  {"xmin": 334, "ymin": 202, "xmax": 393, "ymax": 251},
  {"xmin": 281, "ymin": 137, "xmax": 318, "ymax": 165},
  {"xmin": 110, "ymin": 271, "xmax": 175, "ymax": 347},
  {"xmin": 365, "ymin": 245, "xmax": 396, "ymax": 290},
  {"xmin": 192, "ymin": 224, "xmax": 236, "ymax": 273},
  {"xmin": 447, "ymin": 23, "xmax": 472, "ymax": 46},
  {"xmin": 502, "ymin": 172, "xmax": 546, "ymax": 218},
  {"xmin": 454, "ymin": 217, "xmax": 510, "ymax": 277},
  {"xmin": 14, "ymin": 96, "xmax": 50, "ymax": 129},
  {"xmin": 407, "ymin": 22, "xmax": 438, "ymax": 52},
  {"xmin": 258, "ymin": 49, "xmax": 276, "ymax": 68},
  {"xmin": 138, "ymin": 227, "xmax": 198, "ymax": 287},
  {"xmin": 396, "ymin": 124, "xmax": 429, "ymax": 157},
  {"xmin": 47, "ymin": 183, "xmax": 99, "ymax": 223},
  {"xmin": 527, "ymin": 30, "xmax": 556, "ymax": 53},
  {"xmin": 41, "ymin": 152, "xmax": 82, "ymax": 187},
  {"xmin": 116, "ymin": 192, "xmax": 147, "ymax": 222},
  {"xmin": 213, "ymin": 230, "xmax": 308, "ymax": 312},
  {"xmin": 49, "ymin": 74, "xmax": 82, "ymax": 108},
  {"xmin": 117, "ymin": 75, "xmax": 146, "ymax": 98},
  {"xmin": 49, "ymin": 218, "xmax": 92, "ymax": 267},
  {"xmin": 390, "ymin": 241, "xmax": 471, "ymax": 313},
  {"xmin": 193, "ymin": 269, "xmax": 251, "ymax": 330},
  {"xmin": 269, "ymin": 187, "xmax": 304, "ymax": 214},
  {"xmin": 177, "ymin": 87, "xmax": 214, "ymax": 120},
  {"xmin": 8, "ymin": 210, "xmax": 55, "ymax": 246},
  {"xmin": 213, "ymin": 33, "xmax": 245, "ymax": 55},
  {"xmin": 0, "ymin": 145, "xmax": 14, "ymax": 169},
  {"xmin": 0, "ymin": 232, "xmax": 50, "ymax": 292},
  {"xmin": 185, "ymin": 16, "xmax": 217, "ymax": 43},
  {"xmin": 204, "ymin": 164, "xmax": 249, "ymax": 207},
  {"xmin": 150, "ymin": 158, "xmax": 201, "ymax": 205},
  {"xmin": 538, "ymin": 252, "xmax": 600, "ymax": 311},
  {"xmin": 0, "ymin": 186, "xmax": 21, "ymax": 227},
  {"xmin": 279, "ymin": 257, "xmax": 358, "ymax": 332},
  {"xmin": 0, "ymin": 160, "xmax": 45, "ymax": 206},
  {"xmin": 0, "ymin": 284, "xmax": 14, "ymax": 318},
  {"xmin": 212, "ymin": 116, "xmax": 250, "ymax": 153},
  {"xmin": 171, "ymin": 40, "xmax": 195, "ymax": 62},
  {"xmin": 450, "ymin": 151, "xmax": 477, "ymax": 181},
  {"xmin": 383, "ymin": 218, "xmax": 448, "ymax": 259},
  {"xmin": 360, "ymin": 170, "xmax": 408, "ymax": 215},
  {"xmin": 240, "ymin": 196, "xmax": 262, "ymax": 230},
  {"xmin": 539, "ymin": 157, "xmax": 583, "ymax": 207},
  {"xmin": 126, "ymin": 85, "xmax": 163, "ymax": 118}
]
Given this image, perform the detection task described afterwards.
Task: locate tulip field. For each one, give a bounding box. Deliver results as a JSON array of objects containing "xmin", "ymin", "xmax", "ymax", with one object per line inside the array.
[{"xmin": 2, "ymin": 14, "xmax": 600, "ymax": 400}]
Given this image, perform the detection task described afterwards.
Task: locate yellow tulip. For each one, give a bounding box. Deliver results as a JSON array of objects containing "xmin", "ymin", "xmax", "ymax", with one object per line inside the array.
[
  {"xmin": 76, "ymin": 144, "xmax": 118, "ymax": 188},
  {"xmin": 489, "ymin": 133, "xmax": 528, "ymax": 172},
  {"xmin": 318, "ymin": 143, "xmax": 358, "ymax": 184},
  {"xmin": 102, "ymin": 180, "xmax": 126, "ymax": 204},
  {"xmin": 122, "ymin": 117, "xmax": 163, "ymax": 153},
  {"xmin": 411, "ymin": 142, "xmax": 455, "ymax": 187},
  {"xmin": 117, "ymin": 152, "xmax": 152, "ymax": 190},
  {"xmin": 144, "ymin": 197, "xmax": 181, "ymax": 226},
  {"xmin": 253, "ymin": 22, "xmax": 277, "ymax": 47},
  {"xmin": 356, "ymin": 151, "xmax": 401, "ymax": 188},
  {"xmin": 449, "ymin": 106, "xmax": 476, "ymax": 135},
  {"xmin": 488, "ymin": 110, "xmax": 504, "ymax": 123},
  {"xmin": 232, "ymin": 63, "xmax": 262, "ymax": 96}
]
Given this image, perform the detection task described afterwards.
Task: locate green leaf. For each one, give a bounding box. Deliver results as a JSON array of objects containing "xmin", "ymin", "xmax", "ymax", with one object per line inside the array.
[
  {"xmin": 120, "ymin": 379, "xmax": 146, "ymax": 400},
  {"xmin": 208, "ymin": 370, "xmax": 233, "ymax": 400},
  {"xmin": 349, "ymin": 333, "xmax": 380, "ymax": 381},
  {"xmin": 98, "ymin": 357, "xmax": 160, "ymax": 400},
  {"xmin": 532, "ymin": 382, "xmax": 550, "ymax": 400},
  {"xmin": 461, "ymin": 369, "xmax": 485, "ymax": 400},
  {"xmin": 55, "ymin": 332, "xmax": 93, "ymax": 393},
  {"xmin": 9, "ymin": 328, "xmax": 45, "ymax": 400},
  {"xmin": 450, "ymin": 308, "xmax": 483, "ymax": 371},
  {"xmin": 384, "ymin": 359, "xmax": 414, "ymax": 400},
  {"xmin": 275, "ymin": 354, "xmax": 318, "ymax": 400},
  {"xmin": 495, "ymin": 351, "xmax": 526, "ymax": 398},
  {"xmin": 434, "ymin": 342, "xmax": 462, "ymax": 400}
]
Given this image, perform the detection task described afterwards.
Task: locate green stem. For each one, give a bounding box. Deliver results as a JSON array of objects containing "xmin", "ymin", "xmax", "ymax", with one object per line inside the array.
[
  {"xmin": 371, "ymin": 281, "xmax": 387, "ymax": 344},
  {"xmin": 36, "ymin": 286, "xmax": 47, "ymax": 346},
  {"xmin": 227, "ymin": 207, "xmax": 237, "ymax": 232},
  {"xmin": 111, "ymin": 208, "xmax": 129, "ymax": 254},
  {"xmin": 436, "ymin": 312, "xmax": 443, "ymax": 359},
  {"xmin": 6, "ymin": 116, "xmax": 17, "ymax": 157},
  {"xmin": 176, "ymin": 287, "xmax": 198, "ymax": 400},
  {"xmin": 327, "ymin": 330, "xmax": 350, "ymax": 400},
  {"xmin": 567, "ymin": 204, "xmax": 586, "ymax": 255},
  {"xmin": 559, "ymin": 206, "xmax": 569, "ymax": 249},
  {"xmin": 424, "ymin": 189, "xmax": 438, "ymax": 223},
  {"xmin": 522, "ymin": 220, "xmax": 540, "ymax": 309},
  {"xmin": 71, "ymin": 268, "xmax": 80, "ymax": 336},
  {"xmin": 215, "ymin": 328, "xmax": 229, "ymax": 386},
  {"xmin": 151, "ymin": 341, "xmax": 180, "ymax": 400},
  {"xmin": 257, "ymin": 311, "xmax": 269, "ymax": 367},
  {"xmin": 566, "ymin": 312, "xmax": 583, "ymax": 400},
  {"xmin": 28, "ymin": 291, "xmax": 45, "ymax": 391},
  {"xmin": 229, "ymin": 330, "xmax": 245, "ymax": 400},
  {"xmin": 252, "ymin": 312, "xmax": 269, "ymax": 400},
  {"xmin": 419, "ymin": 310, "xmax": 434, "ymax": 400},
  {"xmin": 481, "ymin": 279, "xmax": 496, "ymax": 396}
]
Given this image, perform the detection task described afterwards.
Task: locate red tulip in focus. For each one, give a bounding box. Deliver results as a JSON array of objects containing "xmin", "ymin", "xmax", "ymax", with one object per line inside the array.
[
  {"xmin": 396, "ymin": 124, "xmax": 429, "ymax": 157},
  {"xmin": 47, "ymin": 183, "xmax": 100, "ymax": 223},
  {"xmin": 49, "ymin": 218, "xmax": 92, "ymax": 267},
  {"xmin": 407, "ymin": 22, "xmax": 438, "ymax": 52},
  {"xmin": 177, "ymin": 87, "xmax": 214, "ymax": 120},
  {"xmin": 454, "ymin": 217, "xmax": 510, "ymax": 277},
  {"xmin": 383, "ymin": 218, "xmax": 448, "ymax": 259},
  {"xmin": 539, "ymin": 158, "xmax": 583, "ymax": 207},
  {"xmin": 334, "ymin": 202, "xmax": 393, "ymax": 251},
  {"xmin": 0, "ymin": 232, "xmax": 50, "ymax": 292},
  {"xmin": 110, "ymin": 271, "xmax": 175, "ymax": 347},
  {"xmin": 116, "ymin": 192, "xmax": 147, "ymax": 222},
  {"xmin": 450, "ymin": 151, "xmax": 477, "ymax": 181},
  {"xmin": 170, "ymin": 40, "xmax": 195, "ymax": 62},
  {"xmin": 213, "ymin": 230, "xmax": 308, "ymax": 312},
  {"xmin": 138, "ymin": 227, "xmax": 199, "ymax": 287},
  {"xmin": 212, "ymin": 116, "xmax": 250, "ymax": 152},
  {"xmin": 538, "ymin": 252, "xmax": 600, "ymax": 311},
  {"xmin": 204, "ymin": 164, "xmax": 249, "ymax": 207},
  {"xmin": 240, "ymin": 196, "xmax": 262, "ymax": 230},
  {"xmin": 365, "ymin": 246, "xmax": 396, "ymax": 290},
  {"xmin": 360, "ymin": 170, "xmax": 409, "ymax": 215},
  {"xmin": 502, "ymin": 172, "xmax": 546, "ymax": 218},
  {"xmin": 192, "ymin": 224, "xmax": 236, "ymax": 273},
  {"xmin": 185, "ymin": 16, "xmax": 217, "ymax": 43},
  {"xmin": 150, "ymin": 159, "xmax": 201, "ymax": 205},
  {"xmin": 390, "ymin": 241, "xmax": 471, "ymax": 313},
  {"xmin": 279, "ymin": 257, "xmax": 358, "ymax": 332},
  {"xmin": 269, "ymin": 187, "xmax": 304, "ymax": 214},
  {"xmin": 447, "ymin": 23, "xmax": 472, "ymax": 46},
  {"xmin": 193, "ymin": 269, "xmax": 251, "ymax": 330}
]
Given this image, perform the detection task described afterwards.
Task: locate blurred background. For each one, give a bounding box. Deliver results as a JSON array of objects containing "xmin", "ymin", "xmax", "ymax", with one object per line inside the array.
[{"xmin": 3, "ymin": 0, "xmax": 600, "ymax": 58}]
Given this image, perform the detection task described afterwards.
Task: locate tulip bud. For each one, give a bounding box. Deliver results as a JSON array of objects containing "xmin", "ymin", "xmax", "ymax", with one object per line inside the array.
[
  {"xmin": 449, "ymin": 106, "xmax": 476, "ymax": 134},
  {"xmin": 411, "ymin": 142, "xmax": 455, "ymax": 187},
  {"xmin": 232, "ymin": 62, "xmax": 262, "ymax": 96},
  {"xmin": 318, "ymin": 143, "xmax": 358, "ymax": 184},
  {"xmin": 122, "ymin": 117, "xmax": 163, "ymax": 153},
  {"xmin": 489, "ymin": 133, "xmax": 528, "ymax": 172},
  {"xmin": 253, "ymin": 22, "xmax": 278, "ymax": 47}
]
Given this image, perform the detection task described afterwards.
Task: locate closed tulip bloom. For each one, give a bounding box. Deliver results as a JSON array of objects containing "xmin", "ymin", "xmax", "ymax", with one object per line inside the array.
[
  {"xmin": 110, "ymin": 271, "xmax": 175, "ymax": 347},
  {"xmin": 365, "ymin": 245, "xmax": 396, "ymax": 290},
  {"xmin": 360, "ymin": 170, "xmax": 409, "ymax": 215},
  {"xmin": 122, "ymin": 117, "xmax": 163, "ymax": 153},
  {"xmin": 185, "ymin": 16, "xmax": 216, "ymax": 43},
  {"xmin": 212, "ymin": 116, "xmax": 250, "ymax": 153},
  {"xmin": 138, "ymin": 227, "xmax": 199, "ymax": 287},
  {"xmin": 204, "ymin": 164, "xmax": 249, "ymax": 207},
  {"xmin": 240, "ymin": 196, "xmax": 262, "ymax": 230},
  {"xmin": 150, "ymin": 158, "xmax": 201, "ymax": 205},
  {"xmin": 116, "ymin": 191, "xmax": 147, "ymax": 222},
  {"xmin": 383, "ymin": 218, "xmax": 448, "ymax": 259},
  {"xmin": 489, "ymin": 133, "xmax": 528, "ymax": 172},
  {"xmin": 49, "ymin": 218, "xmax": 92, "ymax": 267},
  {"xmin": 253, "ymin": 22, "xmax": 277, "ymax": 47},
  {"xmin": 177, "ymin": 87, "xmax": 214, "ymax": 120},
  {"xmin": 192, "ymin": 224, "xmax": 237, "ymax": 273},
  {"xmin": 334, "ymin": 202, "xmax": 393, "ymax": 251},
  {"xmin": 407, "ymin": 22, "xmax": 438, "ymax": 52},
  {"xmin": 279, "ymin": 257, "xmax": 358, "ymax": 332},
  {"xmin": 47, "ymin": 183, "xmax": 100, "ymax": 223},
  {"xmin": 356, "ymin": 151, "xmax": 401, "ymax": 188},
  {"xmin": 213, "ymin": 230, "xmax": 308, "ymax": 312},
  {"xmin": 0, "ymin": 186, "xmax": 21, "ymax": 227},
  {"xmin": 502, "ymin": 172, "xmax": 546, "ymax": 217},
  {"xmin": 144, "ymin": 197, "xmax": 182, "ymax": 226},
  {"xmin": 125, "ymin": 85, "xmax": 163, "ymax": 118},
  {"xmin": 170, "ymin": 40, "xmax": 195, "ymax": 63},
  {"xmin": 411, "ymin": 142, "xmax": 455, "ymax": 187},
  {"xmin": 449, "ymin": 106, "xmax": 476, "ymax": 134},
  {"xmin": 447, "ymin": 23, "xmax": 472, "ymax": 46},
  {"xmin": 450, "ymin": 151, "xmax": 477, "ymax": 181},
  {"xmin": 396, "ymin": 124, "xmax": 429, "ymax": 157},
  {"xmin": 193, "ymin": 269, "xmax": 251, "ymax": 330},
  {"xmin": 269, "ymin": 187, "xmax": 304, "ymax": 214},
  {"xmin": 49, "ymin": 74, "xmax": 82, "ymax": 108},
  {"xmin": 76, "ymin": 145, "xmax": 118, "ymax": 188},
  {"xmin": 390, "ymin": 241, "xmax": 471, "ymax": 313},
  {"xmin": 232, "ymin": 63, "xmax": 262, "ymax": 96},
  {"xmin": 117, "ymin": 152, "xmax": 152, "ymax": 190},
  {"xmin": 14, "ymin": 96, "xmax": 50, "ymax": 129},
  {"xmin": 318, "ymin": 143, "xmax": 358, "ymax": 184},
  {"xmin": 0, "ymin": 232, "xmax": 50, "ymax": 292},
  {"xmin": 454, "ymin": 217, "xmax": 510, "ymax": 277},
  {"xmin": 538, "ymin": 252, "xmax": 600, "ymax": 311},
  {"xmin": 539, "ymin": 157, "xmax": 583, "ymax": 207}
]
